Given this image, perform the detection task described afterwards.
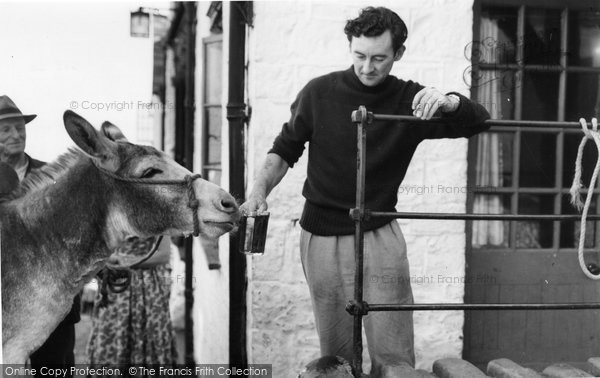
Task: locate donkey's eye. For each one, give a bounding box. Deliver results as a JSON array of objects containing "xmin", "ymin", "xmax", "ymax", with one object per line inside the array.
[{"xmin": 141, "ymin": 168, "xmax": 162, "ymax": 178}]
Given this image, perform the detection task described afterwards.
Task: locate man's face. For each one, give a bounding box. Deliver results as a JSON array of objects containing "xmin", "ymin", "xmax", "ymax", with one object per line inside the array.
[
  {"xmin": 350, "ymin": 30, "xmax": 404, "ymax": 87},
  {"xmin": 0, "ymin": 117, "xmax": 26, "ymax": 156}
]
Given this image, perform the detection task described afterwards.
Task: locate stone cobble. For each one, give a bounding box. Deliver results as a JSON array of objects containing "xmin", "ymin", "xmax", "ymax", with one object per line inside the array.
[{"xmin": 402, "ymin": 357, "xmax": 600, "ymax": 378}]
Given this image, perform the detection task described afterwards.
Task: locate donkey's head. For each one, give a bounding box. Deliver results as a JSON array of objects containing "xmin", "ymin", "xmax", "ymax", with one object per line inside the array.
[{"xmin": 63, "ymin": 110, "xmax": 239, "ymax": 249}]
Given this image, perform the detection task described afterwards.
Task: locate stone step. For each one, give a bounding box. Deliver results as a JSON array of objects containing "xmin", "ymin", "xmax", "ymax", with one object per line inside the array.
[
  {"xmin": 588, "ymin": 357, "xmax": 600, "ymax": 377},
  {"xmin": 380, "ymin": 363, "xmax": 438, "ymax": 377},
  {"xmin": 416, "ymin": 369, "xmax": 439, "ymax": 378},
  {"xmin": 433, "ymin": 357, "xmax": 489, "ymax": 378},
  {"xmin": 486, "ymin": 358, "xmax": 543, "ymax": 378},
  {"xmin": 542, "ymin": 363, "xmax": 594, "ymax": 378}
]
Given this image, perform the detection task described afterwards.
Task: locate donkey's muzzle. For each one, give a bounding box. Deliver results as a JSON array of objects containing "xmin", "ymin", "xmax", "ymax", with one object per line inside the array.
[{"xmin": 218, "ymin": 191, "xmax": 239, "ymax": 214}]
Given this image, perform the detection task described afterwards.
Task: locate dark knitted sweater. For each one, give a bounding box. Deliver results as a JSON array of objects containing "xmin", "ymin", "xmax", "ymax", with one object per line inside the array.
[{"xmin": 269, "ymin": 66, "xmax": 490, "ymax": 236}]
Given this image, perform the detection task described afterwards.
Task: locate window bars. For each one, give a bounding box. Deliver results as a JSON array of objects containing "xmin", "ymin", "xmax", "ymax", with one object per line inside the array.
[{"xmin": 346, "ymin": 106, "xmax": 600, "ymax": 376}]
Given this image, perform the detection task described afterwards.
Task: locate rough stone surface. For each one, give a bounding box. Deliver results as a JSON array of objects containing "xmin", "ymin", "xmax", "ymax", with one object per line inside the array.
[
  {"xmin": 247, "ymin": 0, "xmax": 476, "ymax": 374},
  {"xmin": 542, "ymin": 363, "xmax": 594, "ymax": 378},
  {"xmin": 416, "ymin": 369, "xmax": 440, "ymax": 378},
  {"xmin": 433, "ymin": 358, "xmax": 489, "ymax": 378},
  {"xmin": 380, "ymin": 363, "xmax": 439, "ymax": 377},
  {"xmin": 587, "ymin": 357, "xmax": 600, "ymax": 376},
  {"xmin": 486, "ymin": 358, "xmax": 542, "ymax": 378}
]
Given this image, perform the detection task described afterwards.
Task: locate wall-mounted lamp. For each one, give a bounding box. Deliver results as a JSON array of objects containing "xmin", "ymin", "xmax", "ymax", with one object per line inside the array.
[{"xmin": 130, "ymin": 8, "xmax": 150, "ymax": 38}]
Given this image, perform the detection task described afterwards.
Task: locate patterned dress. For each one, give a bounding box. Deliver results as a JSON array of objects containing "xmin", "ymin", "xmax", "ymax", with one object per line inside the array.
[{"xmin": 87, "ymin": 237, "xmax": 177, "ymax": 366}]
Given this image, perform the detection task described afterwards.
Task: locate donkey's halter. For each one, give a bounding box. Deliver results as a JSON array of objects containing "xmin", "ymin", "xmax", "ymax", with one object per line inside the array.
[
  {"xmin": 90, "ymin": 161, "xmax": 202, "ymax": 309},
  {"xmin": 92, "ymin": 162, "xmax": 203, "ymax": 238}
]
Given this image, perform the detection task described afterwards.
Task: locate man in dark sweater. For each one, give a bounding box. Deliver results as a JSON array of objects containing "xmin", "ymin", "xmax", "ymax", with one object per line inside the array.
[{"xmin": 240, "ymin": 7, "xmax": 490, "ymax": 376}]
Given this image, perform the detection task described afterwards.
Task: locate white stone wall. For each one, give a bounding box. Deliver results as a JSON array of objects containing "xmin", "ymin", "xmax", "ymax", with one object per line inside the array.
[
  {"xmin": 246, "ymin": 0, "xmax": 475, "ymax": 375},
  {"xmin": 192, "ymin": 1, "xmax": 231, "ymax": 364}
]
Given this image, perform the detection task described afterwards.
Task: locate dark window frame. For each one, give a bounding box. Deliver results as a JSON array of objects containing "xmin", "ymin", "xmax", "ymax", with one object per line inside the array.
[
  {"xmin": 202, "ymin": 33, "xmax": 223, "ymax": 184},
  {"xmin": 467, "ymin": 0, "xmax": 600, "ymax": 253}
]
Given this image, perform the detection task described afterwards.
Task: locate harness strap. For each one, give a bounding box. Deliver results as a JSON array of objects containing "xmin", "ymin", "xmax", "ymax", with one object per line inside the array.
[{"xmin": 92, "ymin": 162, "xmax": 203, "ymax": 237}]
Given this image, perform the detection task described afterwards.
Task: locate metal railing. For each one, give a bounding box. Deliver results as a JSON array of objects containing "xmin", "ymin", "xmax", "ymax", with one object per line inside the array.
[{"xmin": 346, "ymin": 106, "xmax": 600, "ymax": 376}]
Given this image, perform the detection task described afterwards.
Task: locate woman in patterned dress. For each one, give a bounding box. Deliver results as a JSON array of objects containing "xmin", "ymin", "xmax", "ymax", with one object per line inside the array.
[{"xmin": 87, "ymin": 236, "xmax": 177, "ymax": 366}]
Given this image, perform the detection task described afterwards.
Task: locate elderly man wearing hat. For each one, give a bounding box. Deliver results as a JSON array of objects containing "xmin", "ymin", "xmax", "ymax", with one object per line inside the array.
[
  {"xmin": 0, "ymin": 96, "xmax": 44, "ymax": 185},
  {"xmin": 0, "ymin": 95, "xmax": 80, "ymax": 375}
]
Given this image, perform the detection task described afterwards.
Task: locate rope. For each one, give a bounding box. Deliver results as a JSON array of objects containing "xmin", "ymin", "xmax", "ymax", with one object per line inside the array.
[
  {"xmin": 92, "ymin": 267, "xmax": 132, "ymax": 315},
  {"xmin": 94, "ymin": 164, "xmax": 195, "ymax": 185},
  {"xmin": 186, "ymin": 174, "xmax": 202, "ymax": 237},
  {"xmin": 128, "ymin": 236, "xmax": 164, "ymax": 268},
  {"xmin": 569, "ymin": 117, "xmax": 600, "ymax": 280},
  {"xmin": 93, "ymin": 163, "xmax": 202, "ymax": 237},
  {"xmin": 93, "ymin": 235, "xmax": 164, "ymax": 315}
]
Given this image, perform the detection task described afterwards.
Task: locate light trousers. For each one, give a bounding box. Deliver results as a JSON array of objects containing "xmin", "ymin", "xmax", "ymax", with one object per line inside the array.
[{"xmin": 300, "ymin": 221, "xmax": 415, "ymax": 376}]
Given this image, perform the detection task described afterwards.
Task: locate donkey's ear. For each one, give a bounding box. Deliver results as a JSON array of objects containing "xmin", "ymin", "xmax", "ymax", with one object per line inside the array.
[
  {"xmin": 63, "ymin": 110, "xmax": 116, "ymax": 159},
  {"xmin": 101, "ymin": 121, "xmax": 129, "ymax": 142}
]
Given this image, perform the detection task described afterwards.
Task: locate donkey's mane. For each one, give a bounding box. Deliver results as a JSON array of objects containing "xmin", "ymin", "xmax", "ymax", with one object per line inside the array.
[{"xmin": 10, "ymin": 148, "xmax": 86, "ymax": 199}]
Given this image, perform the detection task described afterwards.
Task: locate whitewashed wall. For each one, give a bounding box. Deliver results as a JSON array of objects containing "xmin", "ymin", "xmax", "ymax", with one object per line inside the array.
[
  {"xmin": 246, "ymin": 0, "xmax": 475, "ymax": 374},
  {"xmin": 0, "ymin": 2, "xmax": 157, "ymax": 161},
  {"xmin": 192, "ymin": 1, "xmax": 232, "ymax": 364}
]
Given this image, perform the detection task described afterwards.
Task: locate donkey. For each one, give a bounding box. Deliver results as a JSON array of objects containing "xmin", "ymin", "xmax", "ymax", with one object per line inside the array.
[{"xmin": 0, "ymin": 110, "xmax": 239, "ymax": 363}]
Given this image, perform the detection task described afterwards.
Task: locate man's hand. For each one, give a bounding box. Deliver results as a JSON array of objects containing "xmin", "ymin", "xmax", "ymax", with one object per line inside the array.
[
  {"xmin": 412, "ymin": 87, "xmax": 460, "ymax": 120},
  {"xmin": 239, "ymin": 153, "xmax": 289, "ymax": 215},
  {"xmin": 240, "ymin": 194, "xmax": 269, "ymax": 215},
  {"xmin": 0, "ymin": 155, "xmax": 19, "ymax": 195}
]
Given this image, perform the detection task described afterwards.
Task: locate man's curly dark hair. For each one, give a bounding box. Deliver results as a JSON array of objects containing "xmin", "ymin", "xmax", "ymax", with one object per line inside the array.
[{"xmin": 344, "ymin": 7, "xmax": 408, "ymax": 53}]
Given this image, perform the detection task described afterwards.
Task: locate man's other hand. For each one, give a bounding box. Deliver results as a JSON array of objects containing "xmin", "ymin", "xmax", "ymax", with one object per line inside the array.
[
  {"xmin": 0, "ymin": 161, "xmax": 19, "ymax": 196},
  {"xmin": 412, "ymin": 87, "xmax": 460, "ymax": 120}
]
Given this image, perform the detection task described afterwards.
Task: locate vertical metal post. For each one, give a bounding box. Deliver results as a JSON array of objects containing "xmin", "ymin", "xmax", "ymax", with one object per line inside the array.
[
  {"xmin": 184, "ymin": 237, "xmax": 195, "ymax": 365},
  {"xmin": 227, "ymin": 1, "xmax": 250, "ymax": 369},
  {"xmin": 351, "ymin": 106, "xmax": 369, "ymax": 376},
  {"xmin": 183, "ymin": 2, "xmax": 197, "ymax": 366}
]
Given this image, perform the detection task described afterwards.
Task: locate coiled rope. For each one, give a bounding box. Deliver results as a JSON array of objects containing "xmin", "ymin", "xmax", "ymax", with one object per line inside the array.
[
  {"xmin": 569, "ymin": 117, "xmax": 600, "ymax": 280},
  {"xmin": 93, "ymin": 267, "xmax": 132, "ymax": 313}
]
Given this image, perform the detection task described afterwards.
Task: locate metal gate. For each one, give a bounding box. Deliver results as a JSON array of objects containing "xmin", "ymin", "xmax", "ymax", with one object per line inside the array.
[{"xmin": 347, "ymin": 106, "xmax": 600, "ymax": 376}]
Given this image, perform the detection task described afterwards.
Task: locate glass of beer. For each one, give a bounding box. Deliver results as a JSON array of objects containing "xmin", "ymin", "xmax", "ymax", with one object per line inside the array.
[{"xmin": 239, "ymin": 211, "xmax": 270, "ymax": 255}]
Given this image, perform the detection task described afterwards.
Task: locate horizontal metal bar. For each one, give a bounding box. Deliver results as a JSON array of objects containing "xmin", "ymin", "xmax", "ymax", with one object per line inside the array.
[
  {"xmin": 369, "ymin": 211, "xmax": 600, "ymax": 221},
  {"xmin": 483, "ymin": 125, "xmax": 566, "ymax": 132},
  {"xmin": 486, "ymin": 119, "xmax": 588, "ymax": 129},
  {"xmin": 371, "ymin": 114, "xmax": 591, "ymax": 130},
  {"xmin": 478, "ymin": 63, "xmax": 600, "ymax": 74},
  {"xmin": 471, "ymin": 247, "xmax": 600, "ymax": 253},
  {"xmin": 478, "ymin": 64, "xmax": 562, "ymax": 72},
  {"xmin": 473, "ymin": 187, "xmax": 600, "ymax": 194},
  {"xmin": 368, "ymin": 303, "xmax": 600, "ymax": 311}
]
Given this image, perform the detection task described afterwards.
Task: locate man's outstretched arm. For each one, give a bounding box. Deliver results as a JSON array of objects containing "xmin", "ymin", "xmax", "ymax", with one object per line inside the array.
[{"xmin": 240, "ymin": 153, "xmax": 290, "ymax": 213}]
